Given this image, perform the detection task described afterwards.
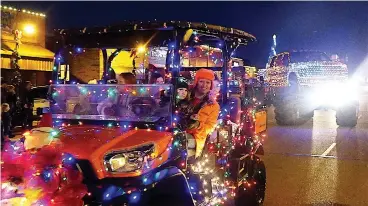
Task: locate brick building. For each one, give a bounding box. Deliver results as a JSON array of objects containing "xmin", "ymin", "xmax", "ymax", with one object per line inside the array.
[{"xmin": 1, "ymin": 5, "xmax": 54, "ymax": 86}]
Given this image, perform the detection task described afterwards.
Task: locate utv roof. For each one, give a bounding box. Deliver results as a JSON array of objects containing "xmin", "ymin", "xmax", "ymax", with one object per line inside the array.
[{"xmin": 54, "ymin": 20, "xmax": 256, "ymax": 48}]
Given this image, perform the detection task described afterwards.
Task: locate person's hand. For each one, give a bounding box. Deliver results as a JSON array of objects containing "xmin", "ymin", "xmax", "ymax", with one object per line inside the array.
[
  {"xmin": 190, "ymin": 114, "xmax": 199, "ymax": 121},
  {"xmin": 187, "ymin": 120, "xmax": 200, "ymax": 130}
]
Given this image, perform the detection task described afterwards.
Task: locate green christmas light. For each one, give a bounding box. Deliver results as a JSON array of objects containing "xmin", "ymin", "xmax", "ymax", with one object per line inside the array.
[{"xmin": 79, "ymin": 87, "xmax": 88, "ymax": 95}]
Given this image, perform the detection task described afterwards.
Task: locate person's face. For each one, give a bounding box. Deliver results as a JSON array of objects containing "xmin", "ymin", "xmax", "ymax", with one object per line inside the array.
[
  {"xmin": 156, "ymin": 77, "xmax": 164, "ymax": 84},
  {"xmin": 8, "ymin": 87, "xmax": 15, "ymax": 93},
  {"xmin": 196, "ymin": 79, "xmax": 212, "ymax": 95},
  {"xmin": 26, "ymin": 83, "xmax": 32, "ymax": 90},
  {"xmin": 177, "ymin": 88, "xmax": 188, "ymax": 100},
  {"xmin": 117, "ymin": 76, "xmax": 126, "ymax": 85}
]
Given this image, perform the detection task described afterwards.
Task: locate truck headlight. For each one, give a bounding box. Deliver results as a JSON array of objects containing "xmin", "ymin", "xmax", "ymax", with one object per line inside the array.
[
  {"xmin": 104, "ymin": 144, "xmax": 154, "ymax": 173},
  {"xmin": 308, "ymin": 81, "xmax": 359, "ymax": 107}
]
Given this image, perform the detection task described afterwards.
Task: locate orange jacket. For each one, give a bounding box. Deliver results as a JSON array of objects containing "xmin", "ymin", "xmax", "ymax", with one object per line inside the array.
[{"xmin": 188, "ymin": 99, "xmax": 220, "ymax": 157}]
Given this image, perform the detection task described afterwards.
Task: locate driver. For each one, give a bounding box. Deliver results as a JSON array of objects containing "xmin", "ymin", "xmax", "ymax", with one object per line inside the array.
[
  {"xmin": 97, "ymin": 73, "xmax": 137, "ymax": 117},
  {"xmin": 186, "ymin": 69, "xmax": 220, "ymax": 158}
]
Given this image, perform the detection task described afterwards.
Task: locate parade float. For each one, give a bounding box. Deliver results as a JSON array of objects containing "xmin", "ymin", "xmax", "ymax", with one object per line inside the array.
[
  {"xmin": 265, "ymin": 50, "xmax": 359, "ymax": 126},
  {"xmin": 1, "ymin": 21, "xmax": 267, "ymax": 205}
]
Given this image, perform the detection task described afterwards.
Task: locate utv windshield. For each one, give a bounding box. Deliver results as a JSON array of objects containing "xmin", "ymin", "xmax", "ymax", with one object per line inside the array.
[{"xmin": 50, "ymin": 84, "xmax": 172, "ymax": 124}]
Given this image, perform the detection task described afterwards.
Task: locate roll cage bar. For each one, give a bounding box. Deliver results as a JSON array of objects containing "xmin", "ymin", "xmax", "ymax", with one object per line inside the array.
[{"xmin": 52, "ymin": 20, "xmax": 256, "ymax": 104}]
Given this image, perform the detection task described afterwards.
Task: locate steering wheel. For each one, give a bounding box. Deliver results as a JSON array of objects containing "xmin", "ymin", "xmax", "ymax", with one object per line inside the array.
[{"xmin": 129, "ymin": 97, "xmax": 157, "ymax": 116}]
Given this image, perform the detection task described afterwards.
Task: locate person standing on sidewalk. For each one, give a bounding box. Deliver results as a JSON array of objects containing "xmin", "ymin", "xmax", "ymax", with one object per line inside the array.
[{"xmin": 21, "ymin": 81, "xmax": 34, "ymax": 130}]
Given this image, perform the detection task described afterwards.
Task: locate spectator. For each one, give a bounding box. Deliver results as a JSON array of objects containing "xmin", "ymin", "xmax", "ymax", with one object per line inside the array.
[
  {"xmin": 21, "ymin": 81, "xmax": 34, "ymax": 130},
  {"xmin": 1, "ymin": 79, "xmax": 8, "ymax": 104},
  {"xmin": 1, "ymin": 103, "xmax": 12, "ymax": 140},
  {"xmin": 6, "ymin": 85, "xmax": 17, "ymax": 112}
]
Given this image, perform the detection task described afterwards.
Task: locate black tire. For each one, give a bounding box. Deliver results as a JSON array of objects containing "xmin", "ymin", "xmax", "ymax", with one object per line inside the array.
[
  {"xmin": 234, "ymin": 158, "xmax": 266, "ymax": 206},
  {"xmin": 336, "ymin": 102, "xmax": 358, "ymax": 127},
  {"xmin": 147, "ymin": 172, "xmax": 195, "ymax": 206},
  {"xmin": 273, "ymin": 76, "xmax": 313, "ymax": 126},
  {"xmin": 265, "ymin": 91, "xmax": 274, "ymax": 107}
]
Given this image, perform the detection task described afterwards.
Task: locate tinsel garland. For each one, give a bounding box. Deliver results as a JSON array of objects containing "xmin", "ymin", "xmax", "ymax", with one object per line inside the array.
[{"xmin": 1, "ymin": 137, "xmax": 87, "ymax": 206}]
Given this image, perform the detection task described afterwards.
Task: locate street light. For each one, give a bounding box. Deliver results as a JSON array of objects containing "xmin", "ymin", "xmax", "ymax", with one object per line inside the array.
[
  {"xmin": 137, "ymin": 45, "xmax": 146, "ymax": 54},
  {"xmin": 136, "ymin": 45, "xmax": 147, "ymax": 82}
]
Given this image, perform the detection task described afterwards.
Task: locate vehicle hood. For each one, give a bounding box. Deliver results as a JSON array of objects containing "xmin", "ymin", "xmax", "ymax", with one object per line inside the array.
[{"xmin": 58, "ymin": 126, "xmax": 172, "ymax": 161}]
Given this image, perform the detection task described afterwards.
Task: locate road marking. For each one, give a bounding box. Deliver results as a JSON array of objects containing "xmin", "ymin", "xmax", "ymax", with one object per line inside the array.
[{"xmin": 321, "ymin": 143, "xmax": 336, "ymax": 157}]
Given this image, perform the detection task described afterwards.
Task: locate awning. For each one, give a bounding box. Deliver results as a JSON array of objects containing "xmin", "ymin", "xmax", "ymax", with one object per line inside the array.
[
  {"xmin": 1, "ymin": 56, "xmax": 54, "ymax": 71},
  {"xmin": 1, "ymin": 40, "xmax": 54, "ymax": 59}
]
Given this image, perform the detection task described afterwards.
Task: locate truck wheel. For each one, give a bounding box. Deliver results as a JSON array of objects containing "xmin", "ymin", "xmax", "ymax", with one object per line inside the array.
[
  {"xmin": 234, "ymin": 158, "xmax": 266, "ymax": 206},
  {"xmin": 274, "ymin": 98, "xmax": 299, "ymax": 125},
  {"xmin": 336, "ymin": 103, "xmax": 358, "ymax": 127},
  {"xmin": 273, "ymin": 77, "xmax": 312, "ymax": 125}
]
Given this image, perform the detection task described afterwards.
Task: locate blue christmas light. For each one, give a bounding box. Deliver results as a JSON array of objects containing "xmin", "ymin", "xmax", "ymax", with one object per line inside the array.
[
  {"xmin": 103, "ymin": 185, "xmax": 124, "ymax": 201},
  {"xmin": 75, "ymin": 47, "xmax": 83, "ymax": 53},
  {"xmin": 42, "ymin": 169, "xmax": 52, "ymax": 182},
  {"xmin": 129, "ymin": 192, "xmax": 141, "ymax": 204},
  {"xmin": 62, "ymin": 153, "xmax": 76, "ymax": 166}
]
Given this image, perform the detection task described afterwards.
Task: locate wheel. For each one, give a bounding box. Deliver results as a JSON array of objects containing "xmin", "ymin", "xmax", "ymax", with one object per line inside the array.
[
  {"xmin": 145, "ymin": 172, "xmax": 196, "ymax": 206},
  {"xmin": 265, "ymin": 89, "xmax": 274, "ymax": 107},
  {"xmin": 336, "ymin": 102, "xmax": 358, "ymax": 127},
  {"xmin": 234, "ymin": 157, "xmax": 266, "ymax": 206},
  {"xmin": 273, "ymin": 75, "xmax": 313, "ymax": 126}
]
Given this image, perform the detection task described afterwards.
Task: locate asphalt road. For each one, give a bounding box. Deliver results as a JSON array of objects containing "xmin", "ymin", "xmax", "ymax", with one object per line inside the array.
[{"xmin": 262, "ymin": 93, "xmax": 368, "ymax": 206}]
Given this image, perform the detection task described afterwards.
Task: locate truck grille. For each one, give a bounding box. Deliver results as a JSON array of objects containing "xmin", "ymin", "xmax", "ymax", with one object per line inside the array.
[{"xmin": 292, "ymin": 62, "xmax": 348, "ymax": 85}]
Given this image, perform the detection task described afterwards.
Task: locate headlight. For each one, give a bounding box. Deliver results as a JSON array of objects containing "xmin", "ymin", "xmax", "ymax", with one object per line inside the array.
[
  {"xmin": 104, "ymin": 144, "xmax": 154, "ymax": 173},
  {"xmin": 307, "ymin": 81, "xmax": 359, "ymax": 107},
  {"xmin": 109, "ymin": 154, "xmax": 128, "ymax": 171}
]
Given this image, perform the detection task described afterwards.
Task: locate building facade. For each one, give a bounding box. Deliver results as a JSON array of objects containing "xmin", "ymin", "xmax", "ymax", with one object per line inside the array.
[{"xmin": 1, "ymin": 5, "xmax": 54, "ymax": 86}]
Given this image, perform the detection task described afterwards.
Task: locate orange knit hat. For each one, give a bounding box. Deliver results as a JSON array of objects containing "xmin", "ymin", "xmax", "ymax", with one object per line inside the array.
[{"xmin": 194, "ymin": 68, "xmax": 215, "ymax": 86}]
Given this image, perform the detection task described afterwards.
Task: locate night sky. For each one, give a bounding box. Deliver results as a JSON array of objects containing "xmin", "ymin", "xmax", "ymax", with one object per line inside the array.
[{"xmin": 4, "ymin": 1, "xmax": 368, "ymax": 71}]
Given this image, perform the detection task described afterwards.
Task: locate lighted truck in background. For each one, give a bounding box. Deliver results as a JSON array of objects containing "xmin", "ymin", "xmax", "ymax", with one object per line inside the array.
[{"xmin": 265, "ymin": 50, "xmax": 359, "ymax": 127}]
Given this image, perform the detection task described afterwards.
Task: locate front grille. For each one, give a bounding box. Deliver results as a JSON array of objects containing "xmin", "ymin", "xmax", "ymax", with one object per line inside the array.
[
  {"xmin": 298, "ymin": 65, "xmax": 347, "ymax": 78},
  {"xmin": 292, "ymin": 62, "xmax": 348, "ymax": 86}
]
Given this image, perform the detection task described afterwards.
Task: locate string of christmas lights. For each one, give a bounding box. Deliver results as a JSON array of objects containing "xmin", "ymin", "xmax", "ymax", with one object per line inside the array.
[
  {"xmin": 0, "ymin": 5, "xmax": 46, "ymax": 17},
  {"xmin": 0, "ymin": 131, "xmax": 86, "ymax": 205}
]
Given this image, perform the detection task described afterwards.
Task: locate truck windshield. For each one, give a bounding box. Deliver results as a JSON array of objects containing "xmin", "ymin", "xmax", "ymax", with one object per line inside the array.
[{"xmin": 290, "ymin": 51, "xmax": 330, "ymax": 63}]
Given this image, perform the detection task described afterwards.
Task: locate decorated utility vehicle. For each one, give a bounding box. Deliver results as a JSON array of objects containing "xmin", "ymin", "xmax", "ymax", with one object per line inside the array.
[{"xmin": 1, "ymin": 21, "xmax": 267, "ymax": 206}]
